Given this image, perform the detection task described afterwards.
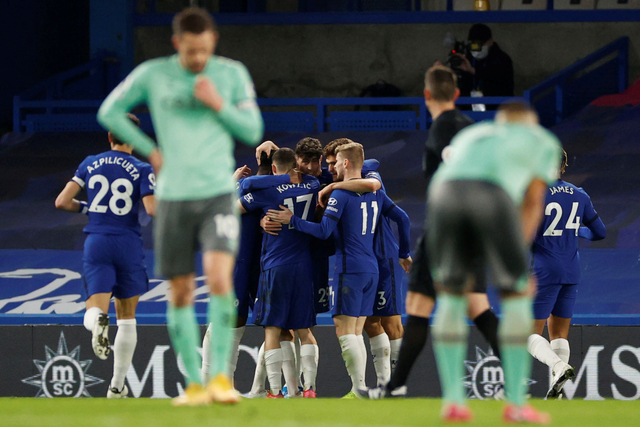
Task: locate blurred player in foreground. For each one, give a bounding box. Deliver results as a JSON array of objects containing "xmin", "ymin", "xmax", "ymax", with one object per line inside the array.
[
  {"xmin": 427, "ymin": 102, "xmax": 561, "ymax": 423},
  {"xmin": 55, "ymin": 113, "xmax": 155, "ymax": 398},
  {"xmin": 97, "ymin": 7, "xmax": 263, "ymax": 405},
  {"xmin": 527, "ymin": 150, "xmax": 606, "ymax": 399}
]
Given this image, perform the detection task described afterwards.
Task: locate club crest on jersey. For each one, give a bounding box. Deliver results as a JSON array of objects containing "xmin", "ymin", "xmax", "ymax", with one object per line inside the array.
[
  {"xmin": 463, "ymin": 346, "xmax": 536, "ymax": 400},
  {"xmin": 22, "ymin": 332, "xmax": 104, "ymax": 398}
]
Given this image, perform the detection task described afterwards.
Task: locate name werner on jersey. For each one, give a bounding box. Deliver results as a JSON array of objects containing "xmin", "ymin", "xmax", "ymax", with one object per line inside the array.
[{"xmin": 86, "ymin": 157, "xmax": 141, "ymax": 181}]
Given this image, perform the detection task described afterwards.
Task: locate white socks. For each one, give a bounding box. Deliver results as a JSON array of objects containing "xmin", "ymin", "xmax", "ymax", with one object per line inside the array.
[
  {"xmin": 551, "ymin": 338, "xmax": 570, "ymax": 364},
  {"xmin": 250, "ymin": 342, "xmax": 267, "ymax": 394},
  {"xmin": 229, "ymin": 326, "xmax": 246, "ymax": 380},
  {"xmin": 111, "ymin": 319, "xmax": 137, "ymax": 390},
  {"xmin": 84, "ymin": 307, "xmax": 103, "ymax": 331},
  {"xmin": 265, "ymin": 348, "xmax": 283, "ymax": 395},
  {"xmin": 280, "ymin": 341, "xmax": 300, "ymax": 395},
  {"xmin": 300, "ymin": 344, "xmax": 319, "ymax": 391},
  {"xmin": 339, "ymin": 334, "xmax": 363, "ymax": 392},
  {"xmin": 527, "ymin": 334, "xmax": 566, "ymax": 373},
  {"xmin": 369, "ymin": 333, "xmax": 391, "ymax": 386},
  {"xmin": 357, "ymin": 334, "xmax": 367, "ymax": 388},
  {"xmin": 390, "ymin": 338, "xmax": 402, "ymax": 375},
  {"xmin": 201, "ymin": 324, "xmax": 212, "ymax": 383}
]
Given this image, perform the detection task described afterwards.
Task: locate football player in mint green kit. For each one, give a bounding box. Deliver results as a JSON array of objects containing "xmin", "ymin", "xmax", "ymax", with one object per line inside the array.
[
  {"xmin": 427, "ymin": 102, "xmax": 561, "ymax": 423},
  {"xmin": 97, "ymin": 7, "xmax": 263, "ymax": 406}
]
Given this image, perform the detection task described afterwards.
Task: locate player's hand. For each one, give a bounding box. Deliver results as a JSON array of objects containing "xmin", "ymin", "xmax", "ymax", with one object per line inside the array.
[
  {"xmin": 194, "ymin": 75, "xmax": 224, "ymax": 111},
  {"xmin": 399, "ymin": 256, "xmax": 412, "ymax": 274},
  {"xmin": 260, "ymin": 215, "xmax": 282, "ymax": 236},
  {"xmin": 454, "ymin": 53, "xmax": 475, "ymax": 74},
  {"xmin": 255, "ymin": 141, "xmax": 279, "ymax": 164},
  {"xmin": 317, "ymin": 183, "xmax": 337, "ymax": 207},
  {"xmin": 233, "ymin": 165, "xmax": 252, "ymax": 181},
  {"xmin": 267, "ymin": 205, "xmax": 293, "ymax": 225},
  {"xmin": 148, "ymin": 149, "xmax": 163, "ymax": 175}
]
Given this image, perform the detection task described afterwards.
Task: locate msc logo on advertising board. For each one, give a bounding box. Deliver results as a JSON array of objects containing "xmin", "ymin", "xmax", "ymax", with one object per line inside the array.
[{"xmin": 22, "ymin": 332, "xmax": 103, "ymax": 397}]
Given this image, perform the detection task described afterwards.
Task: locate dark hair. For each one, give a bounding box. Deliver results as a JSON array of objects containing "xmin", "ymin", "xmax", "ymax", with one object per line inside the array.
[
  {"xmin": 496, "ymin": 100, "xmax": 539, "ymax": 123},
  {"xmin": 272, "ymin": 148, "xmax": 297, "ymax": 172},
  {"xmin": 468, "ymin": 23, "xmax": 492, "ymax": 43},
  {"xmin": 323, "ymin": 138, "xmax": 354, "ymax": 158},
  {"xmin": 560, "ymin": 149, "xmax": 568, "ymax": 175},
  {"xmin": 111, "ymin": 113, "xmax": 141, "ymax": 145},
  {"xmin": 257, "ymin": 151, "xmax": 273, "ymax": 176},
  {"xmin": 295, "ymin": 137, "xmax": 323, "ymax": 161},
  {"xmin": 172, "ymin": 7, "xmax": 217, "ymax": 36},
  {"xmin": 424, "ymin": 65, "xmax": 457, "ymax": 102}
]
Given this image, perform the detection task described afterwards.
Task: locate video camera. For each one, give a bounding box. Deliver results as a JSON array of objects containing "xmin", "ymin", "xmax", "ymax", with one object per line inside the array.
[{"xmin": 443, "ymin": 33, "xmax": 469, "ymax": 69}]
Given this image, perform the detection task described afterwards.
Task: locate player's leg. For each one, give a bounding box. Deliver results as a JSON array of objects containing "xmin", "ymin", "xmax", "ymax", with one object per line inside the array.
[
  {"xmin": 364, "ymin": 316, "xmax": 391, "ymax": 387},
  {"xmin": 280, "ymin": 329, "xmax": 300, "ymax": 398},
  {"xmin": 296, "ymin": 328, "xmax": 318, "ymax": 397},
  {"xmin": 381, "ymin": 315, "xmax": 403, "ymax": 375},
  {"xmin": 83, "ymin": 234, "xmax": 119, "ymax": 360},
  {"xmin": 468, "ymin": 278, "xmax": 501, "ymax": 359},
  {"xmin": 244, "ymin": 342, "xmax": 268, "ymax": 398},
  {"xmin": 264, "ymin": 326, "xmax": 284, "ymax": 397},
  {"xmin": 548, "ymin": 284, "xmax": 576, "ymax": 364},
  {"xmin": 155, "ymin": 199, "xmax": 208, "ymax": 406},
  {"xmin": 108, "ymin": 295, "xmax": 139, "ymax": 398},
  {"xmin": 335, "ymin": 314, "xmax": 362, "ymax": 393}
]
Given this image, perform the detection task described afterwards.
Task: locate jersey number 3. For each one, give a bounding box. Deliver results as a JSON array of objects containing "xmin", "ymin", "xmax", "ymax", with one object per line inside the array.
[
  {"xmin": 543, "ymin": 201, "xmax": 580, "ymax": 237},
  {"xmin": 88, "ymin": 174, "xmax": 134, "ymax": 216}
]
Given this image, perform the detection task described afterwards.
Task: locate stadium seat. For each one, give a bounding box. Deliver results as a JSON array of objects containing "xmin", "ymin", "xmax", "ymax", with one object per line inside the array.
[
  {"xmin": 501, "ymin": 0, "xmax": 547, "ymax": 10},
  {"xmin": 596, "ymin": 0, "xmax": 640, "ymax": 9},
  {"xmin": 554, "ymin": 0, "xmax": 596, "ymax": 9},
  {"xmin": 453, "ymin": 0, "xmax": 502, "ymax": 11},
  {"xmin": 420, "ymin": 0, "xmax": 448, "ymax": 10}
]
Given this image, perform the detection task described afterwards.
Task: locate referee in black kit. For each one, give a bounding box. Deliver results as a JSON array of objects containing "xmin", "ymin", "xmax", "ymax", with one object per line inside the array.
[{"xmin": 358, "ymin": 65, "xmax": 502, "ymax": 399}]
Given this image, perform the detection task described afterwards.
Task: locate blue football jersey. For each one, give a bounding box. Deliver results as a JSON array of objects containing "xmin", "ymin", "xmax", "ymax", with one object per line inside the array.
[
  {"xmin": 241, "ymin": 174, "xmax": 320, "ymax": 270},
  {"xmin": 72, "ymin": 151, "xmax": 155, "ymax": 235},
  {"xmin": 532, "ymin": 180, "xmax": 605, "ymax": 285},
  {"xmin": 361, "ymin": 160, "xmax": 411, "ymax": 260},
  {"xmin": 291, "ymin": 188, "xmax": 396, "ymax": 274},
  {"xmin": 318, "ymin": 168, "xmax": 334, "ymax": 187}
]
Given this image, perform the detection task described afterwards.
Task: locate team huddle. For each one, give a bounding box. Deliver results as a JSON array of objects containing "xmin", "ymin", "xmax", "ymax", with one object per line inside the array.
[{"xmin": 53, "ymin": 6, "xmax": 607, "ymax": 425}]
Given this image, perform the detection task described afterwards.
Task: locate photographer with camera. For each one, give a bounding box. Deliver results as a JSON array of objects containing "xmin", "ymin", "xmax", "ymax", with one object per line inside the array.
[{"xmin": 448, "ymin": 24, "xmax": 514, "ymax": 99}]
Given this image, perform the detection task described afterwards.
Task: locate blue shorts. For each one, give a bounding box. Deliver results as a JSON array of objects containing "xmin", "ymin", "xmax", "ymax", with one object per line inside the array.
[
  {"xmin": 254, "ymin": 261, "xmax": 316, "ymax": 330},
  {"xmin": 83, "ymin": 233, "xmax": 149, "ymax": 300},
  {"xmin": 373, "ymin": 258, "xmax": 407, "ymax": 317},
  {"xmin": 312, "ymin": 256, "xmax": 331, "ymax": 314},
  {"xmin": 234, "ymin": 259, "xmax": 260, "ymax": 319},
  {"xmin": 533, "ymin": 283, "xmax": 578, "ymax": 320},
  {"xmin": 333, "ymin": 272, "xmax": 378, "ymax": 317}
]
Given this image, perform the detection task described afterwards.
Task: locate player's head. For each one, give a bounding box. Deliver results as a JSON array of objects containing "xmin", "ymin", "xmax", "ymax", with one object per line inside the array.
[
  {"xmin": 495, "ymin": 100, "xmax": 539, "ymax": 125},
  {"xmin": 560, "ymin": 149, "xmax": 568, "ymax": 176},
  {"xmin": 295, "ymin": 137, "xmax": 323, "ymax": 177},
  {"xmin": 272, "ymin": 148, "xmax": 297, "ymax": 175},
  {"xmin": 323, "ymin": 138, "xmax": 354, "ymax": 181},
  {"xmin": 334, "ymin": 142, "xmax": 364, "ymax": 182},
  {"xmin": 424, "ymin": 65, "xmax": 460, "ymax": 104},
  {"xmin": 172, "ymin": 7, "xmax": 218, "ymax": 74},
  {"xmin": 108, "ymin": 113, "xmax": 140, "ymax": 152},
  {"xmin": 257, "ymin": 151, "xmax": 274, "ymax": 176}
]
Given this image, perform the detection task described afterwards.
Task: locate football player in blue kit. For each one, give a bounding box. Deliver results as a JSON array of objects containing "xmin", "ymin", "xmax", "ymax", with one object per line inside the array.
[
  {"xmin": 54, "ymin": 113, "xmax": 155, "ymax": 398},
  {"xmin": 318, "ymin": 138, "xmax": 412, "ymax": 388},
  {"xmin": 201, "ymin": 152, "xmax": 290, "ymax": 385},
  {"xmin": 240, "ymin": 148, "xmax": 320, "ymax": 398},
  {"xmin": 527, "ymin": 150, "xmax": 606, "ymax": 399},
  {"xmin": 267, "ymin": 142, "xmax": 410, "ymax": 395}
]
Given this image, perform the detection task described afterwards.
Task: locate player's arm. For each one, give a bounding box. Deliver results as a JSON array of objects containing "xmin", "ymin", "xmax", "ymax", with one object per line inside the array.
[
  {"xmin": 521, "ymin": 178, "xmax": 548, "ymax": 243},
  {"xmin": 579, "ymin": 198, "xmax": 606, "ymax": 241},
  {"xmin": 255, "ymin": 140, "xmax": 279, "ymax": 165},
  {"xmin": 318, "ymin": 178, "xmax": 381, "ymax": 207},
  {"xmin": 142, "ymin": 195, "xmax": 156, "ymax": 216},
  {"xmin": 55, "ymin": 181, "xmax": 87, "ymax": 214},
  {"xmin": 97, "ymin": 64, "xmax": 157, "ymax": 160},
  {"xmin": 195, "ymin": 67, "xmax": 264, "ymax": 146},
  {"xmin": 381, "ymin": 193, "xmax": 412, "ymax": 273},
  {"xmin": 267, "ymin": 205, "xmax": 338, "ymax": 240}
]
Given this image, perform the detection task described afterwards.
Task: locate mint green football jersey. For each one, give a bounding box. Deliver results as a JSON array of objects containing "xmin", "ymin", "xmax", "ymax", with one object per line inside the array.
[
  {"xmin": 430, "ymin": 122, "xmax": 562, "ymax": 205},
  {"xmin": 98, "ymin": 54, "xmax": 264, "ymax": 201}
]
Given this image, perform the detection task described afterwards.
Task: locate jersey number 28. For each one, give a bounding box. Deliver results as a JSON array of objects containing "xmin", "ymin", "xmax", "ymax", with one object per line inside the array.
[{"xmin": 88, "ymin": 174, "xmax": 134, "ymax": 216}]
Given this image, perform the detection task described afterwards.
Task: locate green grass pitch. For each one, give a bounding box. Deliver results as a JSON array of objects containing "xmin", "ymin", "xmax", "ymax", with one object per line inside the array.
[{"xmin": 0, "ymin": 398, "xmax": 633, "ymax": 427}]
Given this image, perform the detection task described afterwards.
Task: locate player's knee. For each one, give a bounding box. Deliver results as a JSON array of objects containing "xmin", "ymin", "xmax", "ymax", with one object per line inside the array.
[
  {"xmin": 405, "ymin": 292, "xmax": 435, "ymax": 318},
  {"xmin": 206, "ymin": 274, "xmax": 232, "ymax": 295},
  {"xmin": 381, "ymin": 316, "xmax": 403, "ymax": 339},
  {"xmin": 364, "ymin": 318, "xmax": 384, "ymax": 337}
]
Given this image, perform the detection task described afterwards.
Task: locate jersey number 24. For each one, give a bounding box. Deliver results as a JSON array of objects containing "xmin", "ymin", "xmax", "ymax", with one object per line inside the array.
[{"xmin": 543, "ymin": 201, "xmax": 580, "ymax": 237}]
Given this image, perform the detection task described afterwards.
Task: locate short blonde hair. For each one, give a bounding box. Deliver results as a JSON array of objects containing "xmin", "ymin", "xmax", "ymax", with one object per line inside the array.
[{"xmin": 335, "ymin": 142, "xmax": 364, "ymax": 169}]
